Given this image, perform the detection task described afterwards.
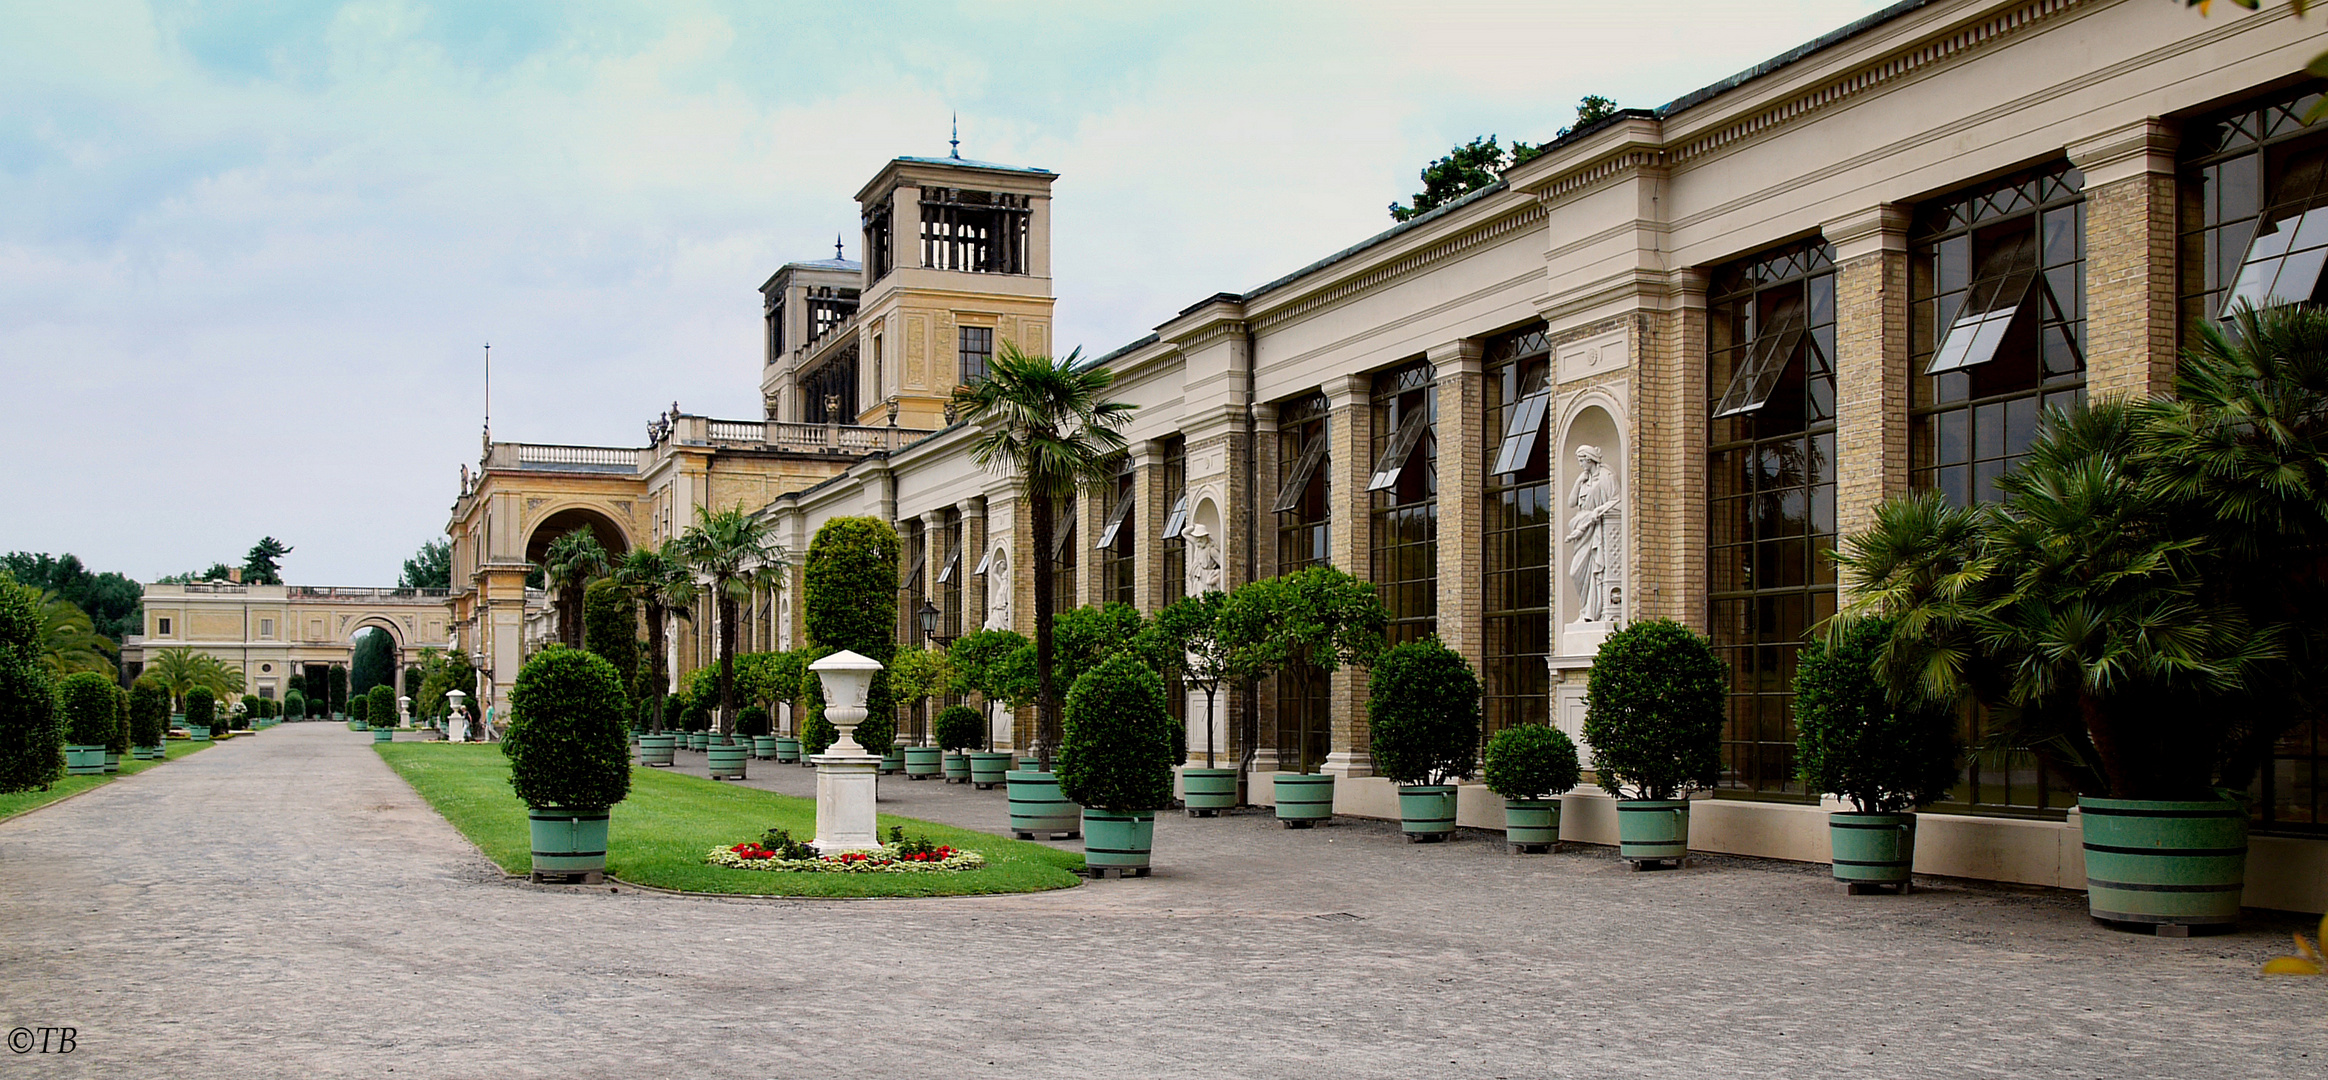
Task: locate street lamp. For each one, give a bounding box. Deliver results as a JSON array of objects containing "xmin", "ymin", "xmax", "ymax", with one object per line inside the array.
[{"xmin": 918, "ymin": 598, "xmax": 942, "ymax": 645}]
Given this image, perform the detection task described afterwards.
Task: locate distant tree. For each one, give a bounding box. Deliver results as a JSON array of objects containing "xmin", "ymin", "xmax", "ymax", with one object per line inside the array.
[
  {"xmin": 240, "ymin": 538, "xmax": 292, "ymax": 586},
  {"xmin": 142, "ymin": 646, "xmax": 241, "ymax": 710},
  {"xmin": 350, "ymin": 629, "xmax": 396, "ymax": 699},
  {"xmin": 0, "ymin": 553, "xmax": 143, "ymax": 644},
  {"xmin": 157, "ymin": 563, "xmax": 238, "ymax": 585},
  {"xmin": 399, "ymin": 539, "xmax": 453, "ymax": 590},
  {"xmin": 403, "ymin": 665, "xmax": 423, "ymax": 696},
  {"xmin": 582, "ymin": 578, "xmax": 640, "ymax": 702},
  {"xmin": 540, "ymin": 528, "xmax": 610, "ymax": 650},
  {"xmin": 327, "ymin": 664, "xmax": 348, "ymax": 716},
  {"xmin": 676, "ymin": 505, "xmax": 784, "ymax": 737},
  {"xmin": 612, "ymin": 541, "xmax": 694, "ymax": 734},
  {"xmin": 1387, "ymin": 97, "xmax": 1619, "ymax": 221}
]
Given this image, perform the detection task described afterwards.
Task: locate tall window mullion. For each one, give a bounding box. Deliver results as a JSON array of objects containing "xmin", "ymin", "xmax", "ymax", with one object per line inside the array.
[{"xmin": 1707, "ymin": 240, "xmax": 1838, "ymax": 800}]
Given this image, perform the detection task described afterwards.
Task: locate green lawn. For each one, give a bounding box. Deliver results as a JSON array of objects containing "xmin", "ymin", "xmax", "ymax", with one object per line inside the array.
[
  {"xmin": 376, "ymin": 742, "xmax": 1084, "ymax": 897},
  {"xmin": 0, "ymin": 739, "xmax": 214, "ymax": 823}
]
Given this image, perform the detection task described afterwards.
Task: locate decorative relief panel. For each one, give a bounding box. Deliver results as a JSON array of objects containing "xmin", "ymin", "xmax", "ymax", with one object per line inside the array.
[{"xmin": 1557, "ymin": 329, "xmax": 1628, "ymax": 384}]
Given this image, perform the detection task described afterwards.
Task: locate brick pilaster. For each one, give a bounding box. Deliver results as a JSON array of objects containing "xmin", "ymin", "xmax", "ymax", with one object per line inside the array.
[
  {"xmin": 1827, "ymin": 205, "xmax": 1912, "ymax": 559},
  {"xmin": 2072, "ymin": 120, "xmax": 2180, "ymax": 402},
  {"xmin": 1324, "ymin": 375, "xmax": 1372, "ymax": 778},
  {"xmin": 1430, "ymin": 339, "xmax": 1486, "ymax": 675}
]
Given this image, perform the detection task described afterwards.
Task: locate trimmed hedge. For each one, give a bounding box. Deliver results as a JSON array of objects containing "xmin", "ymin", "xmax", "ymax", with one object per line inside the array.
[
  {"xmin": 804, "ymin": 517, "xmax": 898, "ymax": 754},
  {"xmin": 350, "ymin": 696, "xmax": 369, "ymax": 725},
  {"xmin": 368, "ymin": 685, "xmax": 395, "ymax": 729},
  {"xmin": 934, "ymin": 703, "xmax": 984, "ymax": 753},
  {"xmin": 1793, "ymin": 617, "xmax": 1960, "ymax": 813},
  {"xmin": 1366, "ymin": 637, "xmax": 1481, "ymax": 786},
  {"xmin": 129, "ymin": 680, "xmax": 170, "ymax": 747},
  {"xmin": 1056, "ymin": 653, "xmax": 1177, "ymax": 812},
  {"xmin": 503, "ymin": 646, "xmax": 632, "ymax": 810},
  {"xmin": 57, "ymin": 672, "xmax": 119, "ymax": 747},
  {"xmin": 1582, "ymin": 619, "xmax": 1725, "ymax": 801},
  {"xmin": 0, "ymin": 576, "xmax": 60, "ymax": 793},
  {"xmin": 1483, "ymin": 724, "xmax": 1582, "ymax": 801}
]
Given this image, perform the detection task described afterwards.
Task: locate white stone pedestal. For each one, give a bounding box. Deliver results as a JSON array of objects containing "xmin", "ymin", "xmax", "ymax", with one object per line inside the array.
[
  {"xmin": 1562, "ymin": 619, "xmax": 1611, "ymax": 658},
  {"xmin": 811, "ymin": 752, "xmax": 882, "ymax": 853}
]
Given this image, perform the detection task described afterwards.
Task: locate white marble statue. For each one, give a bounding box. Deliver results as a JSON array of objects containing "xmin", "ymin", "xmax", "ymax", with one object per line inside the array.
[
  {"xmin": 983, "ymin": 548, "xmax": 1012, "ymax": 630},
  {"xmin": 1565, "ymin": 444, "xmax": 1622, "ymax": 624},
  {"xmin": 1186, "ymin": 522, "xmax": 1224, "ymax": 594}
]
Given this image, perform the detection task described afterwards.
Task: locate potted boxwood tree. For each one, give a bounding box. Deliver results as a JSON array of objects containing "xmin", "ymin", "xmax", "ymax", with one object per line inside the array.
[
  {"xmin": 1484, "ymin": 724, "xmax": 1582, "ymax": 854},
  {"xmin": 368, "ymin": 685, "xmax": 396, "ymax": 743},
  {"xmin": 948, "ymin": 628, "xmax": 1029, "ymax": 788},
  {"xmin": 1218, "ymin": 566, "xmax": 1387, "ymax": 829},
  {"xmin": 1138, "ymin": 590, "xmax": 1238, "ymax": 816},
  {"xmin": 0, "ymin": 575, "xmax": 62, "ymax": 796},
  {"xmin": 935, "ymin": 704, "xmax": 982, "ymax": 783},
  {"xmin": 57, "ymin": 672, "xmax": 115, "ymax": 776},
  {"xmin": 1056, "ymin": 652, "xmax": 1179, "ymax": 877},
  {"xmin": 1793, "ymin": 615, "xmax": 1960, "ymax": 894},
  {"xmin": 1368, "ymin": 638, "xmax": 1482, "ymax": 843},
  {"xmin": 129, "ymin": 679, "xmax": 169, "ymax": 760},
  {"xmin": 503, "ymin": 646, "xmax": 633, "ymax": 882},
  {"xmin": 1583, "ymin": 619, "xmax": 1725, "ymax": 870},
  {"xmin": 184, "ymin": 686, "xmax": 216, "ymax": 740},
  {"xmin": 349, "ymin": 695, "xmax": 368, "ymax": 732}
]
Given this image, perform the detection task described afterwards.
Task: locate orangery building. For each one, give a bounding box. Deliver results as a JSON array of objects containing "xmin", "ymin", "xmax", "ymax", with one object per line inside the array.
[{"xmin": 444, "ymin": 0, "xmax": 2328, "ymax": 911}]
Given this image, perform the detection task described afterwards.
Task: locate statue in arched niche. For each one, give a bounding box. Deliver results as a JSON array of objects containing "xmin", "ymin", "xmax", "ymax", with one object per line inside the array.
[
  {"xmin": 1565, "ymin": 444, "xmax": 1622, "ymax": 624},
  {"xmin": 983, "ymin": 548, "xmax": 1012, "ymax": 631},
  {"xmin": 1186, "ymin": 522, "xmax": 1223, "ymax": 594}
]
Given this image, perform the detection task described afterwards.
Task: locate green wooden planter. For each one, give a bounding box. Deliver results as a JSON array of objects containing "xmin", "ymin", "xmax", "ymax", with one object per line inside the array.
[
  {"xmin": 1182, "ymin": 767, "xmax": 1238, "ymax": 816},
  {"xmin": 881, "ymin": 748, "xmax": 905, "ymax": 774},
  {"xmin": 372, "ymin": 727, "xmax": 394, "ymax": 743},
  {"xmin": 688, "ymin": 732, "xmax": 709, "ymax": 752},
  {"xmin": 527, "ymin": 807, "xmax": 610, "ymax": 879},
  {"xmin": 1504, "ymin": 798, "xmax": 1560, "ymax": 851},
  {"xmin": 969, "ymin": 751, "xmax": 1013, "ymax": 789},
  {"xmin": 351, "ymin": 721, "xmax": 367, "ymax": 732},
  {"xmin": 136, "ymin": 745, "xmax": 164, "ymax": 761},
  {"xmin": 904, "ymin": 745, "xmax": 943, "ymax": 779},
  {"xmin": 774, "ymin": 736, "xmax": 801, "ymax": 763},
  {"xmin": 1007, "ymin": 770, "xmax": 1081, "ymax": 839},
  {"xmin": 942, "ymin": 752, "xmax": 971, "ymax": 782},
  {"xmin": 707, "ymin": 740, "xmax": 749, "ymax": 780},
  {"xmin": 1273, "ymin": 773, "xmax": 1335, "ymax": 828},
  {"xmin": 1082, "ymin": 809, "xmax": 1155, "ymax": 875},
  {"xmin": 1830, "ymin": 812, "xmax": 1917, "ymax": 891},
  {"xmin": 103, "ymin": 751, "xmax": 121, "ymax": 774},
  {"xmin": 1616, "ymin": 799, "xmax": 1691, "ymax": 866},
  {"xmin": 2080, "ymin": 797, "xmax": 2248, "ymax": 932},
  {"xmin": 637, "ymin": 734, "xmax": 676, "ymax": 768},
  {"xmin": 1398, "ymin": 784, "xmax": 1457, "ymax": 842},
  {"xmin": 64, "ymin": 745, "xmax": 106, "ymax": 776},
  {"xmin": 186, "ymin": 726, "xmax": 210, "ymax": 740},
  {"xmin": 752, "ymin": 735, "xmax": 779, "ymax": 759}
]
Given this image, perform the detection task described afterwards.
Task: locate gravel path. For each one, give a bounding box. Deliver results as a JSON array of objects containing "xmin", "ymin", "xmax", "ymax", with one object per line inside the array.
[{"xmin": 0, "ymin": 724, "xmax": 2319, "ymax": 1079}]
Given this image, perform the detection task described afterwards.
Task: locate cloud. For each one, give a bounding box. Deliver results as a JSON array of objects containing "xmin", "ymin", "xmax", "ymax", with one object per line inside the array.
[{"xmin": 0, "ymin": 0, "xmax": 1886, "ymax": 584}]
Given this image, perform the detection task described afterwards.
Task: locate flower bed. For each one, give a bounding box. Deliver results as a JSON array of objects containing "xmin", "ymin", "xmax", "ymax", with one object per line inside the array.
[
  {"xmin": 707, "ymin": 841, "xmax": 985, "ymax": 873},
  {"xmin": 705, "ymin": 827, "xmax": 985, "ymax": 873}
]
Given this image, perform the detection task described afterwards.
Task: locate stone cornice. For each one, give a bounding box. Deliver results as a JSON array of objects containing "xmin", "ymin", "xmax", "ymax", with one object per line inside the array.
[{"xmin": 1247, "ymin": 203, "xmax": 1547, "ymax": 335}]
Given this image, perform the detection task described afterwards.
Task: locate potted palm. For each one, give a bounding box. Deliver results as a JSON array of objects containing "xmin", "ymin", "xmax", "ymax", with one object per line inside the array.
[
  {"xmin": 1138, "ymin": 591, "xmax": 1238, "ymax": 816},
  {"xmin": 613, "ymin": 541, "xmax": 696, "ymax": 764},
  {"xmin": 1218, "ymin": 566, "xmax": 1387, "ymax": 828},
  {"xmin": 1368, "ymin": 638, "xmax": 1482, "ymax": 843},
  {"xmin": 1835, "ymin": 308, "xmax": 2328, "ymax": 930},
  {"xmin": 1484, "ymin": 724, "xmax": 1582, "ymax": 854},
  {"xmin": 184, "ymin": 686, "xmax": 215, "ymax": 740},
  {"xmin": 1057, "ymin": 653, "xmax": 1179, "ymax": 877},
  {"xmin": 129, "ymin": 679, "xmax": 169, "ymax": 760},
  {"xmin": 57, "ymin": 672, "xmax": 115, "ymax": 776},
  {"xmin": 936, "ymin": 704, "xmax": 981, "ymax": 783},
  {"xmin": 1583, "ymin": 619, "xmax": 1725, "ymax": 869},
  {"xmin": 503, "ymin": 646, "xmax": 633, "ymax": 882},
  {"xmin": 1792, "ymin": 616, "xmax": 1960, "ymax": 894}
]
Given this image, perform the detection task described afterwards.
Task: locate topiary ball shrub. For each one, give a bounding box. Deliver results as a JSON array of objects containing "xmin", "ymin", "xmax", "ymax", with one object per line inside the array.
[
  {"xmin": 1583, "ymin": 618, "xmax": 1725, "ymax": 801},
  {"xmin": 185, "ymin": 687, "xmax": 215, "ymax": 732},
  {"xmin": 1483, "ymin": 724, "xmax": 1582, "ymax": 801},
  {"xmin": 935, "ymin": 704, "xmax": 984, "ymax": 753},
  {"xmin": 737, "ymin": 705, "xmax": 769, "ymax": 738},
  {"xmin": 1367, "ymin": 638, "xmax": 1483, "ymax": 786},
  {"xmin": 1056, "ymin": 653, "xmax": 1177, "ymax": 813},
  {"xmin": 368, "ymin": 685, "xmax": 396, "ymax": 728},
  {"xmin": 349, "ymin": 696, "xmax": 369, "ymax": 725},
  {"xmin": 0, "ymin": 577, "xmax": 61, "ymax": 793},
  {"xmin": 682, "ymin": 697, "xmax": 708, "ymax": 733},
  {"xmin": 503, "ymin": 647, "xmax": 632, "ymax": 811},
  {"xmin": 129, "ymin": 680, "xmax": 169, "ymax": 748},
  {"xmin": 1793, "ymin": 617, "xmax": 1961, "ymax": 814},
  {"xmin": 57, "ymin": 672, "xmax": 119, "ymax": 748}
]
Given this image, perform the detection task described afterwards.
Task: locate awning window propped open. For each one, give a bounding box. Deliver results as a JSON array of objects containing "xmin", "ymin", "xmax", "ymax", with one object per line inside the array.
[
  {"xmin": 1271, "ymin": 434, "xmax": 1329, "ymax": 514},
  {"xmin": 1712, "ymin": 293, "xmax": 1810, "ymax": 417},
  {"xmin": 1367, "ymin": 408, "xmax": 1431, "ymax": 492}
]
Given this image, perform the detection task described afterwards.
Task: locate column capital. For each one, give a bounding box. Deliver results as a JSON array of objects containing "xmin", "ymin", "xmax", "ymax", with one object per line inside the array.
[
  {"xmin": 1132, "ymin": 439, "xmax": 1166, "ymax": 470},
  {"xmin": 1823, "ymin": 204, "xmax": 1910, "ymax": 264},
  {"xmin": 1426, "ymin": 338, "xmax": 1485, "ymax": 376},
  {"xmin": 2069, "ymin": 119, "xmax": 2177, "ymax": 190},
  {"xmin": 955, "ymin": 497, "xmax": 984, "ymax": 520},
  {"xmin": 1324, "ymin": 373, "xmax": 1369, "ymax": 410}
]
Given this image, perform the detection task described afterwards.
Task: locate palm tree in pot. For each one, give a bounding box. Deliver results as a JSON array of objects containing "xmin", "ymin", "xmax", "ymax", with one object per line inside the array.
[{"xmin": 676, "ymin": 505, "xmax": 784, "ymax": 746}]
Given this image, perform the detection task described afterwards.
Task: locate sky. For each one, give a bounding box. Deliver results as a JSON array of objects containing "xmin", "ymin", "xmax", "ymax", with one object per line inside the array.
[{"xmin": 0, "ymin": 0, "xmax": 1896, "ymax": 586}]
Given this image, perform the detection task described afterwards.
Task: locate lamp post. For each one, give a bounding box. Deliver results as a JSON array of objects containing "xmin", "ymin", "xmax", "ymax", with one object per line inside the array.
[{"xmin": 808, "ymin": 649, "xmax": 885, "ymax": 853}]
